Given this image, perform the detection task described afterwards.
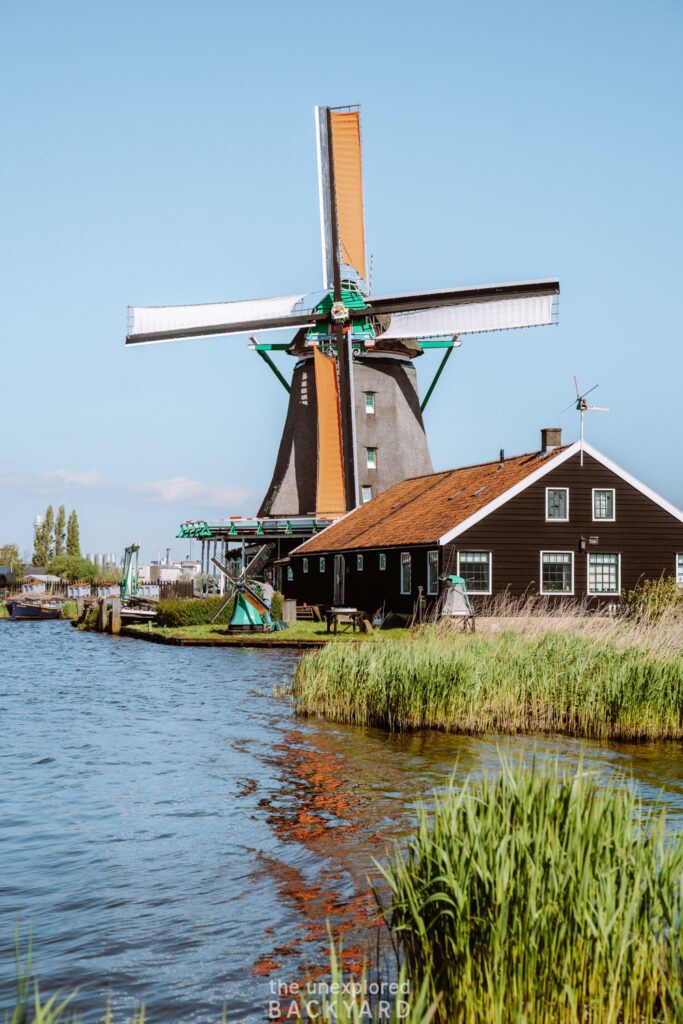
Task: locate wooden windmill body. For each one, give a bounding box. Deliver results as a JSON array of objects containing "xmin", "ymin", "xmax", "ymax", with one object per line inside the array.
[{"xmin": 126, "ymin": 106, "xmax": 560, "ymax": 519}]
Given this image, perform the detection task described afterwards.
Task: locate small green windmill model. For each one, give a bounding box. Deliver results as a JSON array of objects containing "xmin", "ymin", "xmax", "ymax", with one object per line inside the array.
[{"xmin": 210, "ymin": 544, "xmax": 274, "ymax": 631}]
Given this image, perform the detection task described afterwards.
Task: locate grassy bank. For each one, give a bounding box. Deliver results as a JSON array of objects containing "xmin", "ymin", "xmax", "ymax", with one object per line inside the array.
[
  {"xmin": 293, "ymin": 629, "xmax": 683, "ymax": 740},
  {"xmin": 123, "ymin": 620, "xmax": 407, "ymax": 644},
  {"xmin": 378, "ymin": 760, "xmax": 683, "ymax": 1023}
]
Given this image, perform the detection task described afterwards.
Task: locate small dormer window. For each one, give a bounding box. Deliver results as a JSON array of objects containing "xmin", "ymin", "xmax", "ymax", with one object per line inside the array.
[
  {"xmin": 546, "ymin": 487, "xmax": 569, "ymax": 521},
  {"xmin": 319, "ymin": 557, "xmax": 325, "ymax": 573},
  {"xmin": 357, "ymin": 553, "xmax": 363, "ymax": 571}
]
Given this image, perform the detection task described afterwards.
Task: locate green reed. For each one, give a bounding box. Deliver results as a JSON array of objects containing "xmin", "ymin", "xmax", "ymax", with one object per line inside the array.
[
  {"xmin": 293, "ymin": 630, "xmax": 683, "ymax": 740},
  {"xmin": 6, "ymin": 922, "xmax": 435, "ymax": 1024},
  {"xmin": 376, "ymin": 760, "xmax": 683, "ymax": 1023}
]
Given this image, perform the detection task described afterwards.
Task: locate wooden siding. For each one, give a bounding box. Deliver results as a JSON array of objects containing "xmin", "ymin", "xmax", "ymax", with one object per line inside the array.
[
  {"xmin": 284, "ymin": 451, "xmax": 683, "ymax": 613},
  {"xmin": 444, "ymin": 451, "xmax": 683, "ymax": 601},
  {"xmin": 284, "ymin": 545, "xmax": 440, "ymax": 615}
]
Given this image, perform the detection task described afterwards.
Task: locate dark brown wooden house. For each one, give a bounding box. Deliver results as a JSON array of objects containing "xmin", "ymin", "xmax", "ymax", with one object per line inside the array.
[{"xmin": 284, "ymin": 430, "xmax": 683, "ymax": 614}]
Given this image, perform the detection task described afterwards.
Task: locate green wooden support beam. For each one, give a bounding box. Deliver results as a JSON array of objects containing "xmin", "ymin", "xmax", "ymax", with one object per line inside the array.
[
  {"xmin": 253, "ymin": 342, "xmax": 290, "ymax": 351},
  {"xmin": 420, "ymin": 340, "xmax": 460, "ymax": 349},
  {"xmin": 420, "ymin": 345, "xmax": 454, "ymax": 413},
  {"xmin": 256, "ymin": 349, "xmax": 291, "ymax": 393}
]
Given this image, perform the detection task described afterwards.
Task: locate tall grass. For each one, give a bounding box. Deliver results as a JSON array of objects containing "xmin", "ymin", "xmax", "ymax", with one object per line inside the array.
[
  {"xmin": 470, "ymin": 590, "xmax": 683, "ymax": 658},
  {"xmin": 5, "ymin": 924, "xmax": 436, "ymax": 1024},
  {"xmin": 376, "ymin": 760, "xmax": 683, "ymax": 1023},
  {"xmin": 293, "ymin": 629, "xmax": 683, "ymax": 740}
]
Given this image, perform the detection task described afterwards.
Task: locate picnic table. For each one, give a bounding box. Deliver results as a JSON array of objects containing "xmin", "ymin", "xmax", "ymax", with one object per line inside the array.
[{"xmin": 325, "ymin": 607, "xmax": 366, "ymax": 634}]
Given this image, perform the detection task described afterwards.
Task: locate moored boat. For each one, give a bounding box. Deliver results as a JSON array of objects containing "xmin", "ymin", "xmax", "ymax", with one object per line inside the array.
[{"xmin": 9, "ymin": 600, "xmax": 62, "ymax": 621}]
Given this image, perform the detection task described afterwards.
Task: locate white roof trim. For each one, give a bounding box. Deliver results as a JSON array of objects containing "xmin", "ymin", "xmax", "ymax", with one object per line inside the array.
[
  {"xmin": 438, "ymin": 443, "xmax": 582, "ymax": 545},
  {"xmin": 439, "ymin": 440, "xmax": 683, "ymax": 545},
  {"xmin": 580, "ymin": 441, "xmax": 683, "ymax": 524}
]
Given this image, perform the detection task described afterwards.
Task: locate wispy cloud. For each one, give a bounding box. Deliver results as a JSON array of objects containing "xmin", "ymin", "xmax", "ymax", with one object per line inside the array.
[
  {"xmin": 0, "ymin": 467, "xmax": 106, "ymax": 494},
  {"xmin": 134, "ymin": 477, "xmax": 256, "ymax": 509},
  {"xmin": 41, "ymin": 469, "xmax": 105, "ymax": 489}
]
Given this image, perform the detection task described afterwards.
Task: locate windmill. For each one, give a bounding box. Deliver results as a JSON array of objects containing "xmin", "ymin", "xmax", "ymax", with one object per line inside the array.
[
  {"xmin": 209, "ymin": 544, "xmax": 273, "ymax": 631},
  {"xmin": 562, "ymin": 377, "xmax": 610, "ymax": 465},
  {"xmin": 126, "ymin": 105, "xmax": 560, "ymax": 519}
]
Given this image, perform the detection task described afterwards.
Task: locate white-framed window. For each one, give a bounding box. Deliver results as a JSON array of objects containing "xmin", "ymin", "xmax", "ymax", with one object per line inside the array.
[
  {"xmin": 366, "ymin": 447, "xmax": 377, "ymax": 469},
  {"xmin": 546, "ymin": 487, "xmax": 569, "ymax": 521},
  {"xmin": 287, "ymin": 566, "xmax": 293, "ymax": 581},
  {"xmin": 540, "ymin": 551, "xmax": 574, "ymax": 595},
  {"xmin": 593, "ymin": 488, "xmax": 615, "ymax": 521},
  {"xmin": 357, "ymin": 553, "xmax": 363, "ymax": 571},
  {"xmin": 379, "ymin": 552, "xmax": 386, "ymax": 571},
  {"xmin": 319, "ymin": 557, "xmax": 325, "ymax": 573},
  {"xmin": 457, "ymin": 551, "xmax": 492, "ymax": 594},
  {"xmin": 361, "ymin": 485, "xmax": 372, "ymax": 503},
  {"xmin": 302, "ymin": 557, "xmax": 308, "ymax": 573},
  {"xmin": 400, "ymin": 552, "xmax": 412, "ymax": 594},
  {"xmin": 587, "ymin": 553, "xmax": 620, "ymax": 595},
  {"xmin": 364, "ymin": 392, "xmax": 375, "ymax": 414},
  {"xmin": 427, "ymin": 550, "xmax": 439, "ymax": 595},
  {"xmin": 676, "ymin": 554, "xmax": 683, "ymax": 586}
]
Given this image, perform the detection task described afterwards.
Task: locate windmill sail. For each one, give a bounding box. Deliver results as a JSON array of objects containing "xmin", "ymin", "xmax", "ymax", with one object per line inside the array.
[
  {"xmin": 242, "ymin": 544, "xmax": 274, "ymax": 580},
  {"xmin": 313, "ymin": 348, "xmax": 346, "ymax": 518},
  {"xmin": 315, "ymin": 106, "xmax": 335, "ymax": 291},
  {"xmin": 329, "ymin": 110, "xmax": 367, "ymax": 283},
  {"xmin": 377, "ymin": 293, "xmax": 555, "ymax": 340},
  {"xmin": 127, "ymin": 294, "xmax": 312, "ymax": 345}
]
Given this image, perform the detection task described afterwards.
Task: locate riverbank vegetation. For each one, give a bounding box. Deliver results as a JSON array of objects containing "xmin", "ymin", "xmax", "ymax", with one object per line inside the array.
[
  {"xmin": 376, "ymin": 760, "xmax": 683, "ymax": 1023},
  {"xmin": 9, "ymin": 761, "xmax": 683, "ymax": 1023},
  {"xmin": 156, "ymin": 591, "xmax": 283, "ymax": 627},
  {"xmin": 293, "ymin": 626, "xmax": 683, "ymax": 740}
]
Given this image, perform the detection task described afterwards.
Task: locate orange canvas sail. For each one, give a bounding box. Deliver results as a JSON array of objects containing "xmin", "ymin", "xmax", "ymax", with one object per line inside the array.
[
  {"xmin": 313, "ymin": 348, "xmax": 346, "ymax": 518},
  {"xmin": 330, "ymin": 110, "xmax": 366, "ymax": 283}
]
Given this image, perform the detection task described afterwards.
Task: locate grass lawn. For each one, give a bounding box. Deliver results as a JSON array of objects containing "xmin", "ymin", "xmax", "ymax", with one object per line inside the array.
[{"xmin": 123, "ymin": 620, "xmax": 408, "ymax": 644}]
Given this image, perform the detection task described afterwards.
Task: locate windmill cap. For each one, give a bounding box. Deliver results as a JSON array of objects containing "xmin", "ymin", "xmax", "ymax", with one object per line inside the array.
[{"xmin": 541, "ymin": 427, "xmax": 562, "ymax": 452}]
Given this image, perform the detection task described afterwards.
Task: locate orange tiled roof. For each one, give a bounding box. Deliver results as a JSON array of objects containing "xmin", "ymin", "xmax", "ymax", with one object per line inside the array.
[{"xmin": 295, "ymin": 446, "xmax": 572, "ymax": 553}]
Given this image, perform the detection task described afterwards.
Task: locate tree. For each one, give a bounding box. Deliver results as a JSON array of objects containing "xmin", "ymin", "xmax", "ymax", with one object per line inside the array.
[
  {"xmin": 44, "ymin": 506, "xmax": 55, "ymax": 561},
  {"xmin": 0, "ymin": 543, "xmax": 23, "ymax": 580},
  {"xmin": 55, "ymin": 505, "xmax": 66, "ymax": 557},
  {"xmin": 33, "ymin": 515, "xmax": 49, "ymax": 566},
  {"xmin": 48, "ymin": 555, "xmax": 99, "ymax": 583},
  {"xmin": 66, "ymin": 510, "xmax": 80, "ymax": 556}
]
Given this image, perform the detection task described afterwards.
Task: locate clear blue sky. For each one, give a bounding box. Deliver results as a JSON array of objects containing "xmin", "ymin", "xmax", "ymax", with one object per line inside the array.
[{"xmin": 2, "ymin": 0, "xmax": 681, "ymax": 562}]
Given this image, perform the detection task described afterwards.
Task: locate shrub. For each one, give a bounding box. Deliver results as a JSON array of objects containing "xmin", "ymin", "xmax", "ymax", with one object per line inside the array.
[
  {"xmin": 156, "ymin": 589, "xmax": 284, "ymax": 627},
  {"xmin": 379, "ymin": 760, "xmax": 683, "ymax": 1023},
  {"xmin": 0, "ymin": 602, "xmax": 9, "ymax": 619},
  {"xmin": 156, "ymin": 596, "xmax": 235, "ymax": 627},
  {"xmin": 48, "ymin": 555, "xmax": 99, "ymax": 583},
  {"xmin": 60, "ymin": 601, "xmax": 77, "ymax": 620},
  {"xmin": 623, "ymin": 575, "xmax": 682, "ymax": 619},
  {"xmin": 77, "ymin": 605, "xmax": 99, "ymax": 631},
  {"xmin": 271, "ymin": 590, "xmax": 283, "ymax": 621}
]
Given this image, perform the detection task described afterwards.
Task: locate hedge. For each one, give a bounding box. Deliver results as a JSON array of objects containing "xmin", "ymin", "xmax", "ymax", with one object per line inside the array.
[{"xmin": 156, "ymin": 591, "xmax": 283, "ymax": 628}]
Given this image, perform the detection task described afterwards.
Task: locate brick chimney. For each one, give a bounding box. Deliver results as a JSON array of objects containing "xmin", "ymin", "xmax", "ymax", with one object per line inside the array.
[{"xmin": 541, "ymin": 427, "xmax": 562, "ymax": 453}]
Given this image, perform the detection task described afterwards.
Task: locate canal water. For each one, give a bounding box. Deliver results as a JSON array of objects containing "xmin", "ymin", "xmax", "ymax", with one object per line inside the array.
[{"xmin": 3, "ymin": 621, "xmax": 683, "ymax": 1022}]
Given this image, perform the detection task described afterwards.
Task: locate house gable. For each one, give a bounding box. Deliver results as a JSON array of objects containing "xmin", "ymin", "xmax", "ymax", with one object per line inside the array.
[{"xmin": 445, "ymin": 450, "xmax": 683, "ymax": 596}]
